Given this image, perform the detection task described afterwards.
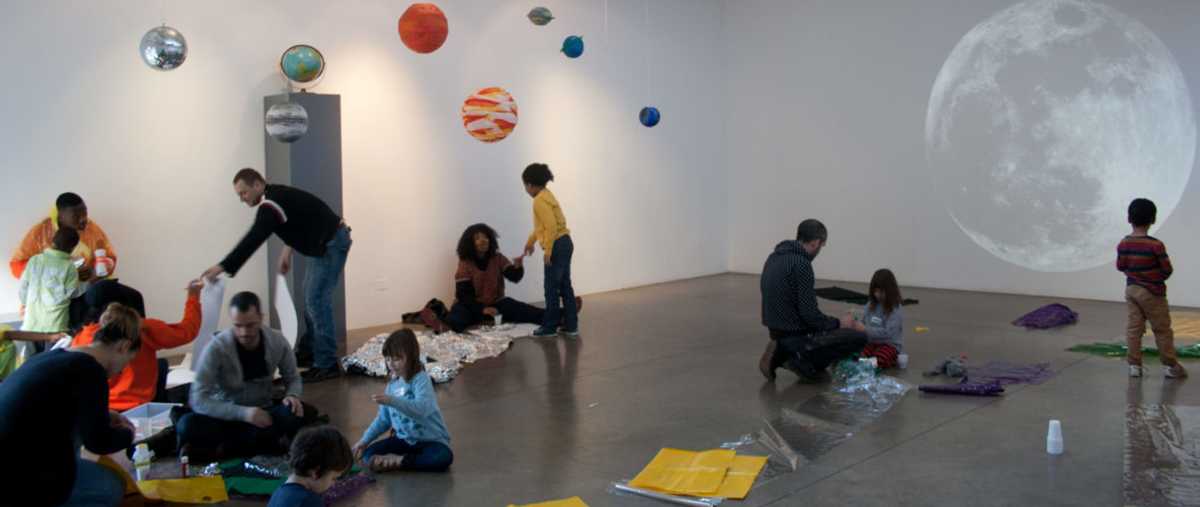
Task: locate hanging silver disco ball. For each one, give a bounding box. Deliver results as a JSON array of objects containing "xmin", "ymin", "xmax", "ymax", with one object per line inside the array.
[{"xmin": 139, "ymin": 25, "xmax": 187, "ymax": 71}]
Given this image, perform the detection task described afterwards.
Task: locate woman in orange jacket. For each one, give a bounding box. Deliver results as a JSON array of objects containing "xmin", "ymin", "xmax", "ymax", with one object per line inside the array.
[{"xmin": 71, "ymin": 279, "xmax": 202, "ymax": 411}]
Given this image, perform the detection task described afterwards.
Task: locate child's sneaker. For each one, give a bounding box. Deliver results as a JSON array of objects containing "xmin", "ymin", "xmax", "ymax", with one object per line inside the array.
[
  {"xmin": 561, "ymin": 328, "xmax": 580, "ymax": 338},
  {"xmin": 1129, "ymin": 365, "xmax": 1144, "ymax": 377},
  {"xmin": 1165, "ymin": 364, "xmax": 1189, "ymax": 379},
  {"xmin": 532, "ymin": 327, "xmax": 558, "ymax": 338}
]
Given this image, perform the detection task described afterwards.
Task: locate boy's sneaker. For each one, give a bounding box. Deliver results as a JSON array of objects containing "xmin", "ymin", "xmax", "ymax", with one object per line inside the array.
[
  {"xmin": 1165, "ymin": 365, "xmax": 1189, "ymax": 379},
  {"xmin": 532, "ymin": 327, "xmax": 558, "ymax": 338},
  {"xmin": 1129, "ymin": 365, "xmax": 1144, "ymax": 378},
  {"xmin": 561, "ymin": 328, "xmax": 580, "ymax": 338}
]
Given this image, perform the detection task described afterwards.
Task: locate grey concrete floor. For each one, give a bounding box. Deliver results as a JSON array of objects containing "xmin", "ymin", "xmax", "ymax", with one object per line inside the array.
[{"xmin": 219, "ymin": 273, "xmax": 1195, "ymax": 506}]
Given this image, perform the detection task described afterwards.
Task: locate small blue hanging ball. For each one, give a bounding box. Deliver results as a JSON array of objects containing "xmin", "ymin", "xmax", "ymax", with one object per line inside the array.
[
  {"xmin": 561, "ymin": 35, "xmax": 584, "ymax": 58},
  {"xmin": 639, "ymin": 107, "xmax": 661, "ymax": 127}
]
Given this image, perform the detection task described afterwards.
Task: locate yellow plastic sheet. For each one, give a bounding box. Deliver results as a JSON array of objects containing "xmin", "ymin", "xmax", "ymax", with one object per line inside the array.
[
  {"xmin": 137, "ymin": 477, "xmax": 229, "ymax": 504},
  {"xmin": 508, "ymin": 496, "xmax": 590, "ymax": 507},
  {"xmin": 715, "ymin": 455, "xmax": 768, "ymax": 500},
  {"xmin": 629, "ymin": 448, "xmax": 736, "ymax": 495}
]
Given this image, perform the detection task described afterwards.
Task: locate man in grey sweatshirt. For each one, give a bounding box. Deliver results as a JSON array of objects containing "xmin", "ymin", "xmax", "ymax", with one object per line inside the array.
[{"xmin": 176, "ymin": 291, "xmax": 306, "ymax": 460}]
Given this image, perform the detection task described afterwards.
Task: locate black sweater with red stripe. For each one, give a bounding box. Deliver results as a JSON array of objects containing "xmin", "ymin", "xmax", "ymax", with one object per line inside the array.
[
  {"xmin": 220, "ymin": 184, "xmax": 342, "ymax": 275},
  {"xmin": 1116, "ymin": 234, "xmax": 1173, "ymax": 296}
]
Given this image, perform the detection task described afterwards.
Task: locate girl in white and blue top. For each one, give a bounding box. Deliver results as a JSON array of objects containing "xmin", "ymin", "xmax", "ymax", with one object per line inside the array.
[{"xmin": 353, "ymin": 329, "xmax": 452, "ymax": 472}]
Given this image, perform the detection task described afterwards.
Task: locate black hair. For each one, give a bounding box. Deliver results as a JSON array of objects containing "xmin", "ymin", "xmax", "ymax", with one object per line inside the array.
[
  {"xmin": 288, "ymin": 425, "xmax": 353, "ymax": 478},
  {"xmin": 868, "ymin": 269, "xmax": 902, "ymax": 316},
  {"xmin": 796, "ymin": 219, "xmax": 828, "ymax": 243},
  {"xmin": 232, "ymin": 168, "xmax": 266, "ymax": 186},
  {"xmin": 52, "ymin": 227, "xmax": 80, "ymax": 253},
  {"xmin": 94, "ymin": 303, "xmax": 142, "ymax": 352},
  {"xmin": 1128, "ymin": 198, "xmax": 1157, "ymax": 227},
  {"xmin": 83, "ymin": 280, "xmax": 146, "ymax": 325},
  {"xmin": 56, "ymin": 192, "xmax": 84, "ymax": 210},
  {"xmin": 522, "ymin": 163, "xmax": 554, "ymax": 187},
  {"xmin": 230, "ymin": 291, "xmax": 262, "ymax": 314},
  {"xmin": 456, "ymin": 223, "xmax": 499, "ymax": 262}
]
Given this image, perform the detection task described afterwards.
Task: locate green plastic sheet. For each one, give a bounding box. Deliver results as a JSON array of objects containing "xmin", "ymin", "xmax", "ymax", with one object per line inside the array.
[{"xmin": 1067, "ymin": 342, "xmax": 1200, "ymax": 359}]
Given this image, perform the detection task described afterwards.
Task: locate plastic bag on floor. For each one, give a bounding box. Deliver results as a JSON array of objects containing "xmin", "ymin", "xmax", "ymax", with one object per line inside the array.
[{"xmin": 1124, "ymin": 404, "xmax": 1200, "ymax": 506}]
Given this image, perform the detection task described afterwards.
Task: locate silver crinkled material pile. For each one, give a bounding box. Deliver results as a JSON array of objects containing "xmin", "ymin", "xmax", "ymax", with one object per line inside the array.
[{"xmin": 341, "ymin": 324, "xmax": 540, "ymax": 383}]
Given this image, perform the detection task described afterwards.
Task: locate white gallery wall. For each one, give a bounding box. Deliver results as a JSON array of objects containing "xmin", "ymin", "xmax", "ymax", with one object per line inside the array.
[
  {"xmin": 723, "ymin": 0, "xmax": 1200, "ymax": 307},
  {"xmin": 0, "ymin": 0, "xmax": 727, "ymax": 327},
  {"xmin": 5, "ymin": 0, "xmax": 1198, "ymax": 330}
]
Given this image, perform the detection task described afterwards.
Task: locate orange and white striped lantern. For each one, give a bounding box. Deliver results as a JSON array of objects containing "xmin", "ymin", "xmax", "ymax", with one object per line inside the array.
[{"xmin": 461, "ymin": 87, "xmax": 518, "ymax": 143}]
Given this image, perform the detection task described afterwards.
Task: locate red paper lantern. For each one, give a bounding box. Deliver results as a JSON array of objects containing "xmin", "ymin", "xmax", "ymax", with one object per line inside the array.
[{"xmin": 398, "ymin": 3, "xmax": 448, "ymax": 54}]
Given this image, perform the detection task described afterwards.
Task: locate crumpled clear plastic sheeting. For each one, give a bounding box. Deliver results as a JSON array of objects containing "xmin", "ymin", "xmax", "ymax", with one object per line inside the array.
[
  {"xmin": 1124, "ymin": 404, "xmax": 1200, "ymax": 506},
  {"xmin": 341, "ymin": 324, "xmax": 540, "ymax": 383},
  {"xmin": 720, "ymin": 373, "xmax": 911, "ymax": 484},
  {"xmin": 196, "ymin": 462, "xmax": 222, "ymax": 477},
  {"xmin": 608, "ymin": 481, "xmax": 723, "ymax": 506},
  {"xmin": 229, "ymin": 455, "xmax": 290, "ymax": 479},
  {"xmin": 799, "ymin": 371, "xmax": 911, "ymax": 427},
  {"xmin": 721, "ymin": 421, "xmax": 803, "ymax": 482}
]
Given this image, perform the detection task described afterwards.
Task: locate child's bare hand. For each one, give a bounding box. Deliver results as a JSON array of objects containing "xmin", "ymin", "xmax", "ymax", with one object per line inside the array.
[{"xmin": 371, "ymin": 393, "xmax": 391, "ymax": 405}]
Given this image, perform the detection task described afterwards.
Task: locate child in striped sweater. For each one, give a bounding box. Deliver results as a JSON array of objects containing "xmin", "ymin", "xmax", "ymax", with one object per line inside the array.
[{"xmin": 1118, "ymin": 198, "xmax": 1186, "ymax": 379}]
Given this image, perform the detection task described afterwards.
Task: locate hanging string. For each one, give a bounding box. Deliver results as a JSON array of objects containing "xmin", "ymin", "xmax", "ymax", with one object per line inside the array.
[{"xmin": 644, "ymin": 0, "xmax": 650, "ymax": 101}]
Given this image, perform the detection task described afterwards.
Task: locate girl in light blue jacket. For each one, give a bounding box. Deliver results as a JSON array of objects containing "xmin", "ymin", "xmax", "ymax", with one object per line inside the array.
[{"xmin": 353, "ymin": 329, "xmax": 453, "ymax": 472}]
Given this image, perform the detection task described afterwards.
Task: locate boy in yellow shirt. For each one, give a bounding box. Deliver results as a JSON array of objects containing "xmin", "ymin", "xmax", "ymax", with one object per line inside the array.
[{"xmin": 522, "ymin": 163, "xmax": 580, "ymax": 337}]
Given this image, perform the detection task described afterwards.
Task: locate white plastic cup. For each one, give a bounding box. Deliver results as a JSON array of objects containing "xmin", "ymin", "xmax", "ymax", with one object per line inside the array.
[
  {"xmin": 1046, "ymin": 419, "xmax": 1064, "ymax": 455},
  {"xmin": 897, "ymin": 354, "xmax": 909, "ymax": 369},
  {"xmin": 495, "ymin": 314, "xmax": 503, "ymax": 326}
]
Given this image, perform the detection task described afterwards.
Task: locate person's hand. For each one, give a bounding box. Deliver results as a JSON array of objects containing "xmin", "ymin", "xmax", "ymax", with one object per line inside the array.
[
  {"xmin": 371, "ymin": 393, "xmax": 393, "ymax": 405},
  {"xmin": 186, "ymin": 279, "xmax": 204, "ymax": 297},
  {"xmin": 278, "ymin": 250, "xmax": 292, "ymax": 275},
  {"xmin": 524, "ymin": 243, "xmax": 536, "ymax": 257},
  {"xmin": 201, "ymin": 265, "xmax": 225, "ymax": 281},
  {"xmin": 543, "ymin": 255, "xmax": 552, "ymax": 266},
  {"xmin": 482, "ymin": 307, "xmax": 499, "ymax": 316},
  {"xmin": 109, "ymin": 412, "xmax": 135, "ymax": 434},
  {"xmin": 839, "ymin": 314, "xmax": 857, "ymax": 329},
  {"xmin": 852, "ymin": 320, "xmax": 866, "ymax": 332},
  {"xmin": 246, "ymin": 407, "xmax": 273, "ymax": 429},
  {"xmin": 77, "ymin": 265, "xmax": 94, "ymax": 282},
  {"xmin": 282, "ymin": 396, "xmax": 305, "ymax": 417},
  {"xmin": 352, "ymin": 442, "xmax": 367, "ymax": 461},
  {"xmin": 48, "ymin": 332, "xmax": 69, "ymax": 343},
  {"xmin": 512, "ymin": 256, "xmax": 524, "ymax": 268}
]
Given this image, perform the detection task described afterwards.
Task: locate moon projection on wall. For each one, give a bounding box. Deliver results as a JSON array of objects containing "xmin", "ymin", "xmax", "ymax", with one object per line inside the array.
[{"xmin": 925, "ymin": 0, "xmax": 1195, "ymax": 272}]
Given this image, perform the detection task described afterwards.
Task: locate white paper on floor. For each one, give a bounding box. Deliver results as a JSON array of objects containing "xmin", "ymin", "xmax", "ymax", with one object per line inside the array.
[
  {"xmin": 274, "ymin": 274, "xmax": 299, "ymax": 348},
  {"xmin": 190, "ymin": 277, "xmax": 226, "ymax": 370},
  {"xmin": 341, "ymin": 323, "xmax": 540, "ymax": 383}
]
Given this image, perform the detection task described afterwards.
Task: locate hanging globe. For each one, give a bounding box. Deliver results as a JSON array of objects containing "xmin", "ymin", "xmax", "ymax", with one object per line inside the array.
[
  {"xmin": 461, "ymin": 87, "xmax": 518, "ymax": 143},
  {"xmin": 639, "ymin": 107, "xmax": 661, "ymax": 127},
  {"xmin": 561, "ymin": 35, "xmax": 584, "ymax": 58},
  {"xmin": 528, "ymin": 7, "xmax": 554, "ymax": 26},
  {"xmin": 398, "ymin": 3, "xmax": 449, "ymax": 54},
  {"xmin": 265, "ymin": 103, "xmax": 309, "ymax": 143},
  {"xmin": 139, "ymin": 25, "xmax": 187, "ymax": 71},
  {"xmin": 280, "ymin": 45, "xmax": 326, "ymax": 85}
]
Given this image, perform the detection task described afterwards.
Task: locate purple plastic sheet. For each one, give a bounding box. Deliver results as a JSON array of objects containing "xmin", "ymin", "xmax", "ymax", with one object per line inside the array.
[
  {"xmin": 1012, "ymin": 303, "xmax": 1078, "ymax": 329},
  {"xmin": 323, "ymin": 473, "xmax": 375, "ymax": 506},
  {"xmin": 918, "ymin": 382, "xmax": 1004, "ymax": 396},
  {"xmin": 1124, "ymin": 404, "xmax": 1200, "ymax": 506},
  {"xmin": 968, "ymin": 361, "xmax": 1055, "ymax": 386}
]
